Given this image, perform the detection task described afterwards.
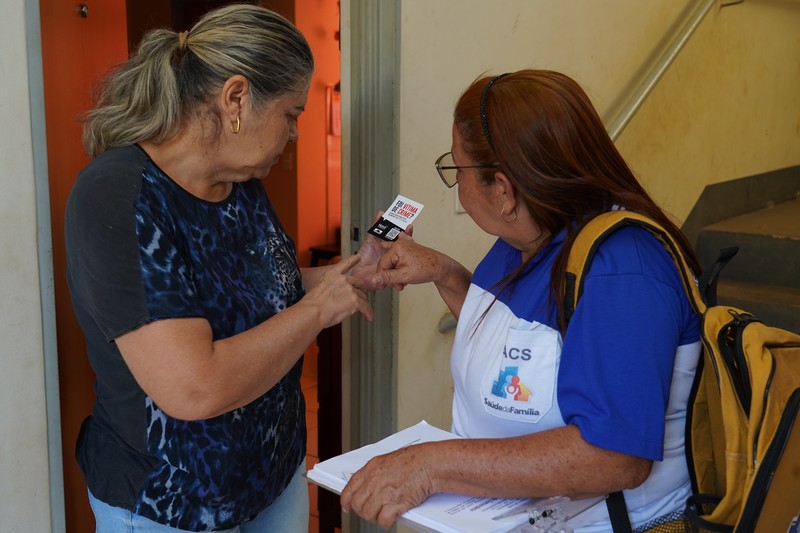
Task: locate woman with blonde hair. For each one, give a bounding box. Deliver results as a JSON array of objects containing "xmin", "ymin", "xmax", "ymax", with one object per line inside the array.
[{"xmin": 67, "ymin": 4, "xmax": 375, "ymax": 531}]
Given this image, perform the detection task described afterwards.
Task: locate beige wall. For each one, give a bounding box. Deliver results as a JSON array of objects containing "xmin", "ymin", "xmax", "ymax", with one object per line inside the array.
[
  {"xmin": 617, "ymin": 0, "xmax": 800, "ymax": 221},
  {"xmin": 393, "ymin": 0, "xmax": 800, "ymax": 431},
  {"xmin": 0, "ymin": 0, "xmax": 57, "ymax": 531}
]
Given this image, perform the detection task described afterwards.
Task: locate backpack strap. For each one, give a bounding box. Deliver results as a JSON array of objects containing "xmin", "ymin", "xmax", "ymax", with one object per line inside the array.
[
  {"xmin": 697, "ymin": 246, "xmax": 738, "ymax": 306},
  {"xmin": 563, "ymin": 211, "xmax": 704, "ymax": 532},
  {"xmin": 607, "ymin": 491, "xmax": 634, "ymax": 533},
  {"xmin": 565, "ymin": 211, "xmax": 706, "ymax": 320}
]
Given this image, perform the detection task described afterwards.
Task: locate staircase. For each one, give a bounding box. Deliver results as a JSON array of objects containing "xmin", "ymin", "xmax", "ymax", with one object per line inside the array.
[{"xmin": 695, "ymin": 197, "xmax": 800, "ymax": 332}]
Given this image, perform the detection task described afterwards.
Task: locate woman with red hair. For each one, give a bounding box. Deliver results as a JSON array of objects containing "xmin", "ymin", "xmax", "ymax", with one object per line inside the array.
[{"xmin": 342, "ymin": 70, "xmax": 702, "ymax": 533}]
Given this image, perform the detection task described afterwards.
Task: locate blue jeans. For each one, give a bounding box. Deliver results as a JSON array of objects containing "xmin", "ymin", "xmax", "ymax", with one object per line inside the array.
[{"xmin": 88, "ymin": 460, "xmax": 309, "ymax": 533}]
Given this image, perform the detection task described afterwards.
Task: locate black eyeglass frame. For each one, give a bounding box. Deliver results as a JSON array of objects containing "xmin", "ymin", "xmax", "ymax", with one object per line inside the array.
[{"xmin": 435, "ymin": 152, "xmax": 498, "ymax": 188}]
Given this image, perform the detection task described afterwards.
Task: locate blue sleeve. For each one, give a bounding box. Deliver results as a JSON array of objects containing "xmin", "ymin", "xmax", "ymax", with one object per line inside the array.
[{"xmin": 557, "ymin": 227, "xmax": 698, "ymax": 461}]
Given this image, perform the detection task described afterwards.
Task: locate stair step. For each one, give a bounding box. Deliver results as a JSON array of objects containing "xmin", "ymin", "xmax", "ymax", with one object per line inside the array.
[
  {"xmin": 696, "ymin": 198, "xmax": 800, "ymax": 289},
  {"xmin": 716, "ymin": 279, "xmax": 800, "ymax": 333}
]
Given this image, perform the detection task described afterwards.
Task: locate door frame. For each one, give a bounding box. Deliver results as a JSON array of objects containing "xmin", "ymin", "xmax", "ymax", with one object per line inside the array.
[
  {"xmin": 25, "ymin": 0, "xmax": 66, "ymax": 530},
  {"xmin": 340, "ymin": 0, "xmax": 398, "ymax": 531}
]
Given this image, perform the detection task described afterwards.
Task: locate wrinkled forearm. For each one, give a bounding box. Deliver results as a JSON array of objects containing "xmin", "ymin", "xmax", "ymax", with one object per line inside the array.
[
  {"xmin": 423, "ymin": 425, "xmax": 652, "ymax": 499},
  {"xmin": 432, "ymin": 255, "xmax": 472, "ymax": 318}
]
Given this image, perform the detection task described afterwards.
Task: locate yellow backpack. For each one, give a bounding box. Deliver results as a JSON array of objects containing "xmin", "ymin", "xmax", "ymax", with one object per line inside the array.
[{"xmin": 564, "ymin": 211, "xmax": 800, "ymax": 533}]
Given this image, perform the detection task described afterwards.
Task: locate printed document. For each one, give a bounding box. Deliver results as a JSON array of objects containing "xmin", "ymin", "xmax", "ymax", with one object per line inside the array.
[{"xmin": 306, "ymin": 420, "xmax": 531, "ymax": 533}]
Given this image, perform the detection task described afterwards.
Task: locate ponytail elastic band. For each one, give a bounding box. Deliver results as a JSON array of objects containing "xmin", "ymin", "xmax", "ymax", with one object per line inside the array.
[{"xmin": 178, "ymin": 31, "xmax": 189, "ymax": 52}]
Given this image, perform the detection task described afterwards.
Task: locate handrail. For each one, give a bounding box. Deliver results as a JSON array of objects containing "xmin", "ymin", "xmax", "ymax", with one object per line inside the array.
[{"xmin": 605, "ymin": 0, "xmax": 720, "ymax": 141}]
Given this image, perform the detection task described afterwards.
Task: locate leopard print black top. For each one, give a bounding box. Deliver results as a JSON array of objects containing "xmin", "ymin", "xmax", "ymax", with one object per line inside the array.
[{"xmin": 66, "ymin": 144, "xmax": 306, "ymax": 530}]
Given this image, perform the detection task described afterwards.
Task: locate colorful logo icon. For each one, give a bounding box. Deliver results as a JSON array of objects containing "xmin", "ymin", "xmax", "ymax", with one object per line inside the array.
[{"xmin": 491, "ymin": 366, "xmax": 532, "ymax": 402}]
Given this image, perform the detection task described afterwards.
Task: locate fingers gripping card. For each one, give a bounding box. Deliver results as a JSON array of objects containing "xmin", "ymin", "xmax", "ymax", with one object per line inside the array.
[{"xmin": 367, "ymin": 195, "xmax": 424, "ymax": 241}]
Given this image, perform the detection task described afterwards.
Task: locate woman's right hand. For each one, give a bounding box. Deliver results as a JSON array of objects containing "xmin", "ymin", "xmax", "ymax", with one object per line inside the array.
[
  {"xmin": 376, "ymin": 238, "xmax": 472, "ymax": 317},
  {"xmin": 376, "ymin": 238, "xmax": 452, "ymax": 290},
  {"xmin": 300, "ymin": 254, "xmax": 374, "ymax": 326}
]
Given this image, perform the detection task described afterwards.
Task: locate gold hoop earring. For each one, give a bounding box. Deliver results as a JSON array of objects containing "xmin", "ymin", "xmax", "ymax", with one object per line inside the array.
[
  {"xmin": 230, "ymin": 115, "xmax": 240, "ymax": 134},
  {"xmin": 500, "ymin": 205, "xmax": 517, "ymax": 222}
]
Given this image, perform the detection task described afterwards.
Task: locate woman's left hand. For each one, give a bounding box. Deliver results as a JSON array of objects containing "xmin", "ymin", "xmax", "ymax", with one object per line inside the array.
[
  {"xmin": 348, "ymin": 211, "xmax": 415, "ymax": 291},
  {"xmin": 340, "ymin": 444, "xmax": 435, "ymax": 529},
  {"xmin": 349, "ymin": 233, "xmax": 391, "ymax": 290}
]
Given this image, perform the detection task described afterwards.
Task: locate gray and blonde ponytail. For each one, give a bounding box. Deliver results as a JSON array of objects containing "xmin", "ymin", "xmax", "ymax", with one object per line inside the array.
[{"xmin": 82, "ymin": 4, "xmax": 313, "ymax": 157}]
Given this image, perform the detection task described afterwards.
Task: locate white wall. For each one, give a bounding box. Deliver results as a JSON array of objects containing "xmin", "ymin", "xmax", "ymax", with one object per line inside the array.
[
  {"xmin": 393, "ymin": 0, "xmax": 800, "ymax": 431},
  {"xmin": 0, "ymin": 0, "xmax": 59, "ymax": 532}
]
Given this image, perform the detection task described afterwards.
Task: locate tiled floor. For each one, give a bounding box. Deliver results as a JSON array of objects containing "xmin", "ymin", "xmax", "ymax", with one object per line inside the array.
[{"xmin": 301, "ymin": 343, "xmax": 321, "ymax": 533}]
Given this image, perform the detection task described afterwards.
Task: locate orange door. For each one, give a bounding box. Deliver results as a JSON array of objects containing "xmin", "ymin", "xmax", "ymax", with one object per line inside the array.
[{"xmin": 39, "ymin": 1, "xmax": 128, "ymax": 531}]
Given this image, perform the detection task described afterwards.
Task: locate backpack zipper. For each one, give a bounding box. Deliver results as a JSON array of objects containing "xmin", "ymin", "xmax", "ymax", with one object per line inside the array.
[
  {"xmin": 748, "ymin": 343, "xmax": 775, "ymax": 469},
  {"xmin": 718, "ymin": 311, "xmax": 757, "ymax": 416},
  {"xmin": 736, "ymin": 389, "xmax": 800, "ymax": 531}
]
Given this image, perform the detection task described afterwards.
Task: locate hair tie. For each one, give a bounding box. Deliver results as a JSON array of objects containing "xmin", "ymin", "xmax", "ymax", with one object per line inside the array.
[
  {"xmin": 480, "ymin": 73, "xmax": 510, "ymax": 151},
  {"xmin": 178, "ymin": 31, "xmax": 189, "ymax": 52}
]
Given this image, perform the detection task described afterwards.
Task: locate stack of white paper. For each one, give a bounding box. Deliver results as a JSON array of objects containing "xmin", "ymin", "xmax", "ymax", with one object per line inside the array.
[{"xmin": 306, "ymin": 420, "xmax": 532, "ymax": 533}]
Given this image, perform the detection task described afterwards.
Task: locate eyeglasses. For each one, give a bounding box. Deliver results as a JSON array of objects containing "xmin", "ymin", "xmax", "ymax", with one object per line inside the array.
[{"xmin": 435, "ymin": 152, "xmax": 498, "ymax": 188}]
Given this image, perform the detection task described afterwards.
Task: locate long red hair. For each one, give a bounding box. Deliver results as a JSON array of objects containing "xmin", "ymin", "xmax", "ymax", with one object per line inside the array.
[{"xmin": 454, "ymin": 70, "xmax": 701, "ymax": 331}]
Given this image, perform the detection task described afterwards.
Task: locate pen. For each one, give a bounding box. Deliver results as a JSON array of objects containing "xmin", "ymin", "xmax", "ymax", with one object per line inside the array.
[
  {"xmin": 491, "ymin": 496, "xmax": 567, "ymax": 521},
  {"xmin": 491, "ymin": 494, "xmax": 606, "ymax": 526},
  {"xmin": 527, "ymin": 506, "xmax": 557, "ymax": 525}
]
